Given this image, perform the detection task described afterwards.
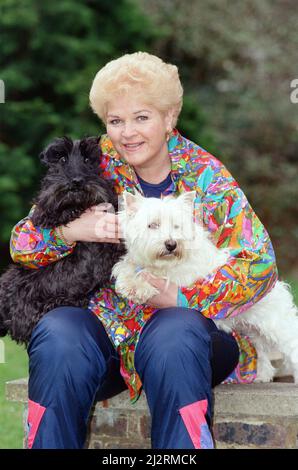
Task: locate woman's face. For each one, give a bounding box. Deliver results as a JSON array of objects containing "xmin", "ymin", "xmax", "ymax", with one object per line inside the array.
[{"xmin": 106, "ymin": 94, "xmax": 173, "ymax": 171}]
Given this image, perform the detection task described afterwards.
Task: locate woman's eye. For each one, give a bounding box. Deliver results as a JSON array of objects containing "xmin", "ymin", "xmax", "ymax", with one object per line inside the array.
[
  {"xmin": 137, "ymin": 115, "xmax": 148, "ymax": 121},
  {"xmin": 109, "ymin": 119, "xmax": 121, "ymax": 125}
]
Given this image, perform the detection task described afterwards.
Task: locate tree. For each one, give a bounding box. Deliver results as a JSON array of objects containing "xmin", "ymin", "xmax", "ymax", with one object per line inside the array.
[
  {"xmin": 137, "ymin": 0, "xmax": 298, "ymax": 273},
  {"xmin": 0, "ymin": 0, "xmax": 158, "ymax": 270}
]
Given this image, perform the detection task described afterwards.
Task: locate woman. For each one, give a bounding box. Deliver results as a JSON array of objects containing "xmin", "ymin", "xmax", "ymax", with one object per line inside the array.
[{"xmin": 10, "ymin": 52, "xmax": 278, "ymax": 449}]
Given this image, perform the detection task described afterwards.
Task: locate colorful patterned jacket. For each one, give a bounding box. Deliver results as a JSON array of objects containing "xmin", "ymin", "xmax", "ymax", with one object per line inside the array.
[{"xmin": 10, "ymin": 129, "xmax": 278, "ymax": 403}]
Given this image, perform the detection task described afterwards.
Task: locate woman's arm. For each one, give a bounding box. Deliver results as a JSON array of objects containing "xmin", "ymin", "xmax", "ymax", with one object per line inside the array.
[
  {"xmin": 178, "ymin": 164, "xmax": 278, "ymax": 319},
  {"xmin": 10, "ymin": 206, "xmax": 76, "ymax": 268},
  {"xmin": 10, "ymin": 205, "xmax": 121, "ymax": 269}
]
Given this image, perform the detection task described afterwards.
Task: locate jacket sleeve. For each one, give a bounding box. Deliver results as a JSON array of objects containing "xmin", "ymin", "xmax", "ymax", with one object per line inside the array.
[
  {"xmin": 178, "ymin": 163, "xmax": 278, "ymax": 319},
  {"xmin": 10, "ymin": 206, "xmax": 76, "ymax": 269}
]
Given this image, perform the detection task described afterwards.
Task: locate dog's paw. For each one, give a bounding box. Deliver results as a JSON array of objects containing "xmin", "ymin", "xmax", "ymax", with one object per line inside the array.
[
  {"xmin": 129, "ymin": 286, "xmax": 160, "ymax": 305},
  {"xmin": 115, "ymin": 278, "xmax": 159, "ymax": 304},
  {"xmin": 214, "ymin": 319, "xmax": 233, "ymax": 334},
  {"xmin": 255, "ymin": 361, "xmax": 276, "ymax": 383}
]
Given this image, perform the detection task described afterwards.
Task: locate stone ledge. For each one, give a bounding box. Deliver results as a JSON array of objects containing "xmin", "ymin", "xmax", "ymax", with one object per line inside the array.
[
  {"xmin": 6, "ymin": 378, "xmax": 298, "ymax": 417},
  {"xmin": 213, "ymin": 382, "xmax": 298, "ymax": 418},
  {"xmin": 6, "ymin": 378, "xmax": 298, "ymax": 449},
  {"xmin": 5, "ymin": 377, "xmax": 28, "ymax": 403}
]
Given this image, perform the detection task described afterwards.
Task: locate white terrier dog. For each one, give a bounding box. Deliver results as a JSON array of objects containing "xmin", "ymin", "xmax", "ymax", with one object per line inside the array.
[{"xmin": 112, "ymin": 190, "xmax": 298, "ymax": 383}]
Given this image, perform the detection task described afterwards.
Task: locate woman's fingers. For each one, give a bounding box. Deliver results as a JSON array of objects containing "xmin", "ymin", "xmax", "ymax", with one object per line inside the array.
[
  {"xmin": 99, "ymin": 237, "xmax": 121, "ymax": 244},
  {"xmin": 141, "ymin": 273, "xmax": 166, "ymax": 291},
  {"xmin": 72, "ymin": 205, "xmax": 123, "ymax": 242},
  {"xmin": 95, "ymin": 217, "xmax": 119, "ymax": 237}
]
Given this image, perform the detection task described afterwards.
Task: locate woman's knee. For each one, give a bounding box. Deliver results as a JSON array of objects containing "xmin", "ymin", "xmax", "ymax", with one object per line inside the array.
[
  {"xmin": 140, "ymin": 307, "xmax": 214, "ymax": 347},
  {"xmin": 28, "ymin": 306, "xmax": 112, "ymax": 362},
  {"xmin": 28, "ymin": 306, "xmax": 113, "ymax": 382},
  {"xmin": 29, "ymin": 307, "xmax": 89, "ymax": 347},
  {"xmin": 135, "ymin": 307, "xmax": 214, "ymax": 372}
]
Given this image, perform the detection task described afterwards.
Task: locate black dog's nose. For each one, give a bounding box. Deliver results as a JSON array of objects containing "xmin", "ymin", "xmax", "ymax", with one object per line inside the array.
[
  {"xmin": 165, "ymin": 240, "xmax": 177, "ymax": 252},
  {"xmin": 71, "ymin": 177, "xmax": 83, "ymax": 186}
]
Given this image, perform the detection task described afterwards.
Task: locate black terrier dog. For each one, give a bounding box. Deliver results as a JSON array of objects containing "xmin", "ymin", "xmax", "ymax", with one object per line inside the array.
[{"xmin": 0, "ymin": 136, "xmax": 125, "ymax": 346}]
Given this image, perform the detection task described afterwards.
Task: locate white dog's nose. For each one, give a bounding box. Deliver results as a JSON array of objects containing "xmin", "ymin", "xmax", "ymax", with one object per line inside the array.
[{"xmin": 165, "ymin": 240, "xmax": 177, "ymax": 252}]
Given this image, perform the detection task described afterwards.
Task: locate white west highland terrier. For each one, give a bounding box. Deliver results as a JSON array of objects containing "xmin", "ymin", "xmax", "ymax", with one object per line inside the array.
[{"xmin": 112, "ymin": 190, "xmax": 298, "ymax": 383}]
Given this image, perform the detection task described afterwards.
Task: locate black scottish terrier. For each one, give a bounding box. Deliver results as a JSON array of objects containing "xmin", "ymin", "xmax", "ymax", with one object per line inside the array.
[{"xmin": 0, "ymin": 136, "xmax": 125, "ymax": 346}]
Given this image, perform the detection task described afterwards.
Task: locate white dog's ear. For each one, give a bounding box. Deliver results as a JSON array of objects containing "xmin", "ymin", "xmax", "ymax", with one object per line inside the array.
[
  {"xmin": 178, "ymin": 191, "xmax": 196, "ymax": 208},
  {"xmin": 122, "ymin": 190, "xmax": 142, "ymax": 216}
]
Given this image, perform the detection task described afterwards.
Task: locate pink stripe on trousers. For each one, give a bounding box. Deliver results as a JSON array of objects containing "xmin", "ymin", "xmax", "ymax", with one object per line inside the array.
[
  {"xmin": 27, "ymin": 399, "xmax": 46, "ymax": 449},
  {"xmin": 179, "ymin": 399, "xmax": 214, "ymax": 449}
]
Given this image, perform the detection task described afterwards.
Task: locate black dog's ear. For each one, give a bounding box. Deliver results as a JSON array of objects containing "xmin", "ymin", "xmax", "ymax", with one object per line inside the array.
[
  {"xmin": 79, "ymin": 136, "xmax": 101, "ymax": 158},
  {"xmin": 39, "ymin": 137, "xmax": 73, "ymax": 166},
  {"xmin": 81, "ymin": 136, "xmax": 101, "ymax": 147}
]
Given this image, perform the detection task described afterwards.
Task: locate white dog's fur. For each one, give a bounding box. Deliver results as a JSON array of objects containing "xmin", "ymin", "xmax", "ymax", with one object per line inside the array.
[{"xmin": 112, "ymin": 190, "xmax": 298, "ymax": 383}]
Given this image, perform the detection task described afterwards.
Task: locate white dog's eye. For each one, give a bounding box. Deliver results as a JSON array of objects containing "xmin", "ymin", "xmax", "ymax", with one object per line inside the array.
[
  {"xmin": 148, "ymin": 222, "xmax": 160, "ymax": 229},
  {"xmin": 174, "ymin": 224, "xmax": 179, "ymax": 229}
]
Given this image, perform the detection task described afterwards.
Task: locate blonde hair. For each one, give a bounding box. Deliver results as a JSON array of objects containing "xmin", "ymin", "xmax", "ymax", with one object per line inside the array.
[{"xmin": 89, "ymin": 51, "xmax": 183, "ymax": 127}]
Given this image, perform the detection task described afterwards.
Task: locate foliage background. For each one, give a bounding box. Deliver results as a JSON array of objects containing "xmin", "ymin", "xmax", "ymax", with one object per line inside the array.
[
  {"xmin": 1, "ymin": 0, "xmax": 297, "ymax": 274},
  {"xmin": 0, "ymin": 0, "xmax": 297, "ymax": 449}
]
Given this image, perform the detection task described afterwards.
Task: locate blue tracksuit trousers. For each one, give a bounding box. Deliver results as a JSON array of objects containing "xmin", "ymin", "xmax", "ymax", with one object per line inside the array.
[{"xmin": 26, "ymin": 306, "xmax": 239, "ymax": 449}]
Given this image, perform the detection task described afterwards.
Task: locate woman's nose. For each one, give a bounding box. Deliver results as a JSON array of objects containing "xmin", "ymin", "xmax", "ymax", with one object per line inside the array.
[{"xmin": 121, "ymin": 122, "xmax": 138, "ymax": 138}]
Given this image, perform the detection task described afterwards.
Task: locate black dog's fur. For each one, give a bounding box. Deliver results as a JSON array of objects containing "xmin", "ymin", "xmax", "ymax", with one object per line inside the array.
[{"xmin": 0, "ymin": 136, "xmax": 125, "ymax": 346}]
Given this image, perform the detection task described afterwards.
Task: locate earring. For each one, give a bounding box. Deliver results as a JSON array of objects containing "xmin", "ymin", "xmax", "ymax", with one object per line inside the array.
[{"xmin": 166, "ymin": 130, "xmax": 172, "ymax": 142}]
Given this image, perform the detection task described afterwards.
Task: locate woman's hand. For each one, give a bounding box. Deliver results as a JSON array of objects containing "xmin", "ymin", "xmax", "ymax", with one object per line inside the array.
[
  {"xmin": 141, "ymin": 272, "xmax": 178, "ymax": 308},
  {"xmin": 60, "ymin": 203, "xmax": 122, "ymax": 244}
]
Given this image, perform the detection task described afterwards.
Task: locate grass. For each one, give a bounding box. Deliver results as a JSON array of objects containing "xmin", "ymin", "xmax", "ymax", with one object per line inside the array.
[
  {"xmin": 0, "ymin": 337, "xmax": 28, "ymax": 449},
  {"xmin": 0, "ymin": 277, "xmax": 297, "ymax": 449}
]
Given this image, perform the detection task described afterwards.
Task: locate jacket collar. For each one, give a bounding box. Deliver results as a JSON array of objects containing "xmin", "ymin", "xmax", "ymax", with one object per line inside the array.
[{"xmin": 99, "ymin": 128, "xmax": 192, "ymax": 190}]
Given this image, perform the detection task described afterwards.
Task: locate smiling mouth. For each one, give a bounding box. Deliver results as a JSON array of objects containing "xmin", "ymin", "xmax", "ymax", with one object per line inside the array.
[{"xmin": 123, "ymin": 142, "xmax": 144, "ymax": 151}]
